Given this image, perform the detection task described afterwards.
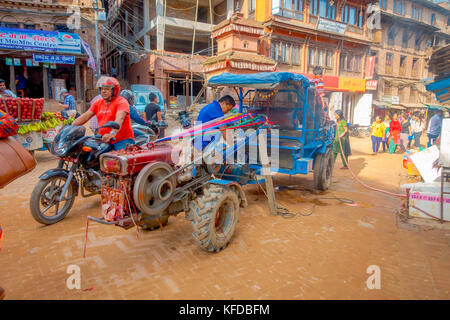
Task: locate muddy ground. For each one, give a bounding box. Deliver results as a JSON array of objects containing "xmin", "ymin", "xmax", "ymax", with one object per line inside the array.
[{"xmin": 0, "ymin": 134, "xmax": 449, "ymax": 300}]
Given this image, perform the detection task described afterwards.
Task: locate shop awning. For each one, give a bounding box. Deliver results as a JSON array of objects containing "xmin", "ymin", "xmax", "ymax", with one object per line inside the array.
[
  {"xmin": 400, "ymin": 103, "xmax": 426, "ymax": 109},
  {"xmin": 372, "ymin": 100, "xmax": 405, "ymax": 110},
  {"xmin": 208, "ymin": 72, "xmax": 310, "ymax": 89},
  {"xmin": 423, "ymin": 104, "xmax": 450, "ymax": 111}
]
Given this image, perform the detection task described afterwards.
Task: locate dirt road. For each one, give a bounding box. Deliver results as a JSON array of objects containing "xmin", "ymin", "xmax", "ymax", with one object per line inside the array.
[{"xmin": 0, "ymin": 136, "xmax": 449, "ymax": 299}]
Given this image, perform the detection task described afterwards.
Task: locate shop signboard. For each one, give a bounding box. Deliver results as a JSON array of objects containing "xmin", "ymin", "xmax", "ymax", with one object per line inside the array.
[
  {"xmin": 0, "ymin": 27, "xmax": 82, "ymax": 54},
  {"xmin": 338, "ymin": 77, "xmax": 366, "ymax": 92},
  {"xmin": 317, "ymin": 18, "xmax": 347, "ymax": 35},
  {"xmin": 5, "ymin": 57, "xmax": 12, "ymax": 66},
  {"xmin": 381, "ymin": 95, "xmax": 399, "ymax": 104},
  {"xmin": 392, "ymin": 96, "xmax": 399, "ymax": 104},
  {"xmin": 33, "ymin": 54, "xmax": 75, "ymax": 65},
  {"xmin": 365, "ymin": 79, "xmax": 378, "ymax": 90},
  {"xmin": 13, "ymin": 58, "xmax": 21, "ymax": 66}
]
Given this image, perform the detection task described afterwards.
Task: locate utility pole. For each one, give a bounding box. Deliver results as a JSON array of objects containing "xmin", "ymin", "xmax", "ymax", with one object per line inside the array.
[{"xmin": 93, "ymin": 0, "xmax": 101, "ymax": 80}]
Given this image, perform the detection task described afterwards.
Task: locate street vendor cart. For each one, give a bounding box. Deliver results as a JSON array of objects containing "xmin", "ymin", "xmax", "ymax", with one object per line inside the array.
[{"xmin": 0, "ymin": 97, "xmax": 74, "ymax": 154}]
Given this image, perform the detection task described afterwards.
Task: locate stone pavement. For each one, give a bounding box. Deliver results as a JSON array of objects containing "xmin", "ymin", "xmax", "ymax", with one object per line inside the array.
[{"xmin": 0, "ymin": 137, "xmax": 448, "ymax": 299}]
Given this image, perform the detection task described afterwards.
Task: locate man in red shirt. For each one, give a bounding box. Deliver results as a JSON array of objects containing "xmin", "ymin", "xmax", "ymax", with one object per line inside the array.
[{"xmin": 72, "ymin": 77, "xmax": 134, "ymax": 150}]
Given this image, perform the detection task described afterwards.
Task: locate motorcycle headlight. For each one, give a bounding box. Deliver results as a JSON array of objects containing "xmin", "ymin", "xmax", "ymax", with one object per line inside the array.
[
  {"xmin": 100, "ymin": 155, "xmax": 128, "ymax": 175},
  {"xmin": 51, "ymin": 143, "xmax": 68, "ymax": 157}
]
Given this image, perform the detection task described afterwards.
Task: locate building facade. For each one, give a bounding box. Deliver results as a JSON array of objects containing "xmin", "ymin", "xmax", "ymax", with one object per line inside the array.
[
  {"xmin": 370, "ymin": 0, "xmax": 450, "ymax": 118},
  {"xmin": 200, "ymin": 0, "xmax": 374, "ymax": 124},
  {"xmin": 0, "ymin": 0, "xmax": 99, "ymax": 109}
]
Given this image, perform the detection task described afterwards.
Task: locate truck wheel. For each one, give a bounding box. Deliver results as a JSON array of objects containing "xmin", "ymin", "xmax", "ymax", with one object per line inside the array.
[
  {"xmin": 139, "ymin": 215, "xmax": 169, "ymax": 230},
  {"xmin": 188, "ymin": 184, "xmax": 240, "ymax": 253},
  {"xmin": 313, "ymin": 149, "xmax": 333, "ymax": 191}
]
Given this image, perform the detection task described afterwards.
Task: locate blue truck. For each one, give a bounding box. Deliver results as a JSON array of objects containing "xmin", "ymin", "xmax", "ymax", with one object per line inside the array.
[
  {"xmin": 206, "ymin": 72, "xmax": 337, "ymax": 191},
  {"xmin": 130, "ymin": 84, "xmax": 165, "ymax": 116}
]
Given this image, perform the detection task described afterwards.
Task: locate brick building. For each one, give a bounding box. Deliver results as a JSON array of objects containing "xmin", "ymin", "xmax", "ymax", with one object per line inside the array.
[
  {"xmin": 370, "ymin": 0, "xmax": 450, "ymax": 118},
  {"xmin": 0, "ymin": 0, "xmax": 99, "ymax": 110},
  {"xmin": 103, "ymin": 0, "xmax": 235, "ymax": 107}
]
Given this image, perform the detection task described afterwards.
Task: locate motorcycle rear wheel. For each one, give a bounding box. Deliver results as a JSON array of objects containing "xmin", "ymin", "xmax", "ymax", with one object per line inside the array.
[{"xmin": 30, "ymin": 176, "xmax": 76, "ymax": 225}]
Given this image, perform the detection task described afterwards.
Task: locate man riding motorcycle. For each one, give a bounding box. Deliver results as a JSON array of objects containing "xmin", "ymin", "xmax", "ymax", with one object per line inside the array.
[{"xmin": 71, "ymin": 77, "xmax": 134, "ymax": 150}]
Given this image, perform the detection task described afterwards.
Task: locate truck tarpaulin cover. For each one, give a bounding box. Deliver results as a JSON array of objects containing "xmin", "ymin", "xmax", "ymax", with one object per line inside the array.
[{"xmin": 208, "ymin": 72, "xmax": 310, "ymax": 89}]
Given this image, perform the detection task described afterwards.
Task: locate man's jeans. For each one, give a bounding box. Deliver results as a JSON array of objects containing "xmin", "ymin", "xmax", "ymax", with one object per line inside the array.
[
  {"xmin": 427, "ymin": 133, "xmax": 439, "ymax": 147},
  {"xmin": 414, "ymin": 132, "xmax": 422, "ymax": 148},
  {"xmin": 112, "ymin": 138, "xmax": 135, "ymax": 151},
  {"xmin": 133, "ymin": 129, "xmax": 145, "ymax": 137}
]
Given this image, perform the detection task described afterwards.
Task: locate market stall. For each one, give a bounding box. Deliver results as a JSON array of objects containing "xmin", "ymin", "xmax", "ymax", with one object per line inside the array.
[{"xmin": 0, "ymin": 97, "xmax": 74, "ymax": 153}]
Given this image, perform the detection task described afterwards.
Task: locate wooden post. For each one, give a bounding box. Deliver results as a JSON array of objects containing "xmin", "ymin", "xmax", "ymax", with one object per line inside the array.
[
  {"xmin": 75, "ymin": 63, "xmax": 82, "ymax": 103},
  {"xmin": 186, "ymin": 74, "xmax": 190, "ymax": 110},
  {"xmin": 9, "ymin": 65, "xmax": 16, "ymax": 94},
  {"xmin": 258, "ymin": 130, "xmax": 277, "ymax": 216},
  {"xmin": 43, "ymin": 66, "xmax": 49, "ymax": 100}
]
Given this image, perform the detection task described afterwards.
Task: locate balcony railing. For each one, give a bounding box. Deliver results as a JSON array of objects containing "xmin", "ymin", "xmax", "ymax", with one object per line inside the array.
[
  {"xmin": 411, "ymin": 68, "xmax": 419, "ymax": 77},
  {"xmin": 399, "ymin": 66, "xmax": 406, "ymax": 76}
]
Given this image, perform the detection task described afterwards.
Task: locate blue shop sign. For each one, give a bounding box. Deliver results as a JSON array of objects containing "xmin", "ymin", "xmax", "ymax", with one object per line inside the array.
[
  {"xmin": 0, "ymin": 27, "xmax": 82, "ymax": 54},
  {"xmin": 33, "ymin": 54, "xmax": 75, "ymax": 65}
]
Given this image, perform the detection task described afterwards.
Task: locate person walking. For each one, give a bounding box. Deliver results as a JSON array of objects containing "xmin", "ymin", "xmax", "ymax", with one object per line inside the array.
[
  {"xmin": 381, "ymin": 115, "xmax": 390, "ymax": 152},
  {"xmin": 388, "ymin": 113, "xmax": 401, "ymax": 154},
  {"xmin": 411, "ymin": 114, "xmax": 425, "ymax": 149},
  {"xmin": 370, "ymin": 116, "xmax": 385, "ymax": 154},
  {"xmin": 332, "ymin": 110, "xmax": 349, "ymax": 169},
  {"xmin": 399, "ymin": 114, "xmax": 411, "ymax": 153},
  {"xmin": 58, "ymin": 89, "xmax": 77, "ymax": 119},
  {"xmin": 427, "ymin": 110, "xmax": 443, "ymax": 147}
]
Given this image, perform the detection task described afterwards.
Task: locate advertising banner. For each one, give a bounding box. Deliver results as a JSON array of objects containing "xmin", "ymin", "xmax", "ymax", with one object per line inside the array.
[
  {"xmin": 0, "ymin": 27, "xmax": 82, "ymax": 54},
  {"xmin": 365, "ymin": 56, "xmax": 376, "ymax": 79}
]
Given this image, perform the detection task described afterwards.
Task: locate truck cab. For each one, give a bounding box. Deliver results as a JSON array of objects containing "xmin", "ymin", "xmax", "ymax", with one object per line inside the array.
[{"xmin": 130, "ymin": 84, "xmax": 165, "ymax": 117}]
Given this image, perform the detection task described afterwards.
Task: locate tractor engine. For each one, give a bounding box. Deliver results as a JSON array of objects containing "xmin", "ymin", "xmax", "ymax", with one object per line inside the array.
[{"xmin": 99, "ymin": 143, "xmax": 180, "ymax": 229}]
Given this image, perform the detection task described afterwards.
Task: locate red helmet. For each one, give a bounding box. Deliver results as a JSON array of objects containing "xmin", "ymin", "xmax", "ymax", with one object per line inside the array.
[{"xmin": 96, "ymin": 76, "xmax": 120, "ymax": 100}]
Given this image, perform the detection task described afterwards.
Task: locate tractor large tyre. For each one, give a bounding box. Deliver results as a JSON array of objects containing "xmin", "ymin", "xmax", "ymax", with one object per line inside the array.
[
  {"xmin": 188, "ymin": 184, "xmax": 240, "ymax": 253},
  {"xmin": 313, "ymin": 148, "xmax": 334, "ymax": 191}
]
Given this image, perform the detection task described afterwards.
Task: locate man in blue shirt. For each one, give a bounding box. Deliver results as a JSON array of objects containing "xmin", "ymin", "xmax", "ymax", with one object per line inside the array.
[
  {"xmin": 427, "ymin": 110, "xmax": 443, "ymax": 147},
  {"xmin": 15, "ymin": 74, "xmax": 27, "ymax": 91},
  {"xmin": 0, "ymin": 79, "xmax": 16, "ymax": 98},
  {"xmin": 119, "ymin": 89, "xmax": 154, "ymax": 137},
  {"xmin": 59, "ymin": 89, "xmax": 77, "ymax": 119},
  {"xmin": 196, "ymin": 95, "xmax": 235, "ymax": 150}
]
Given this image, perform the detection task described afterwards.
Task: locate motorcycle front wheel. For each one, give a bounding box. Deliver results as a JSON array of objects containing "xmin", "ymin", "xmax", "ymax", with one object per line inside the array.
[{"xmin": 30, "ymin": 176, "xmax": 76, "ymax": 225}]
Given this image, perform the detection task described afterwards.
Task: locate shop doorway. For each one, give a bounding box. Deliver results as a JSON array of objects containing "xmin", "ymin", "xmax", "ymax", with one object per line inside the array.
[{"xmin": 27, "ymin": 67, "xmax": 44, "ymax": 98}]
